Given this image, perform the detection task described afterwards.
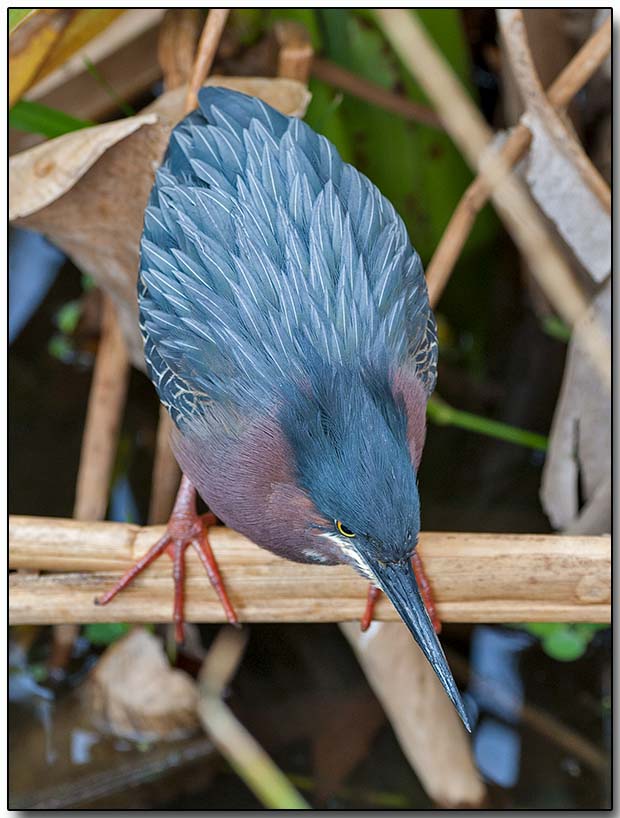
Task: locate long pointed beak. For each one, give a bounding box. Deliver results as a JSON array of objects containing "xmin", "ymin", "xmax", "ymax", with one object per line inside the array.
[{"xmin": 367, "ymin": 556, "xmax": 471, "ymax": 732}]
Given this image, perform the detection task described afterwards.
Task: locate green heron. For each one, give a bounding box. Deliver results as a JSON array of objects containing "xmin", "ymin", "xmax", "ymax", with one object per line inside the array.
[{"xmin": 97, "ymin": 87, "xmax": 470, "ymax": 730}]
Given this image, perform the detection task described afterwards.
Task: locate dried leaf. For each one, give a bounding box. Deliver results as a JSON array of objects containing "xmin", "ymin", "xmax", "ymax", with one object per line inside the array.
[
  {"xmin": 9, "ymin": 113, "xmax": 157, "ymax": 219},
  {"xmin": 204, "ymin": 74, "xmax": 311, "ymax": 117},
  {"xmin": 25, "ymin": 9, "xmax": 165, "ymax": 112},
  {"xmin": 524, "ymin": 114, "xmax": 611, "ymax": 282},
  {"xmin": 9, "ymin": 9, "xmax": 72, "ymax": 107},
  {"xmin": 10, "ymin": 111, "xmax": 161, "ymax": 363},
  {"xmin": 498, "ymin": 8, "xmax": 611, "ymax": 283},
  {"xmin": 9, "ymin": 77, "xmax": 311, "ymax": 366},
  {"xmin": 33, "ymin": 9, "xmax": 126, "ymax": 82},
  {"xmin": 540, "ymin": 281, "xmax": 611, "ymax": 533},
  {"xmin": 9, "ymin": 9, "xmax": 124, "ymax": 106},
  {"xmin": 340, "ymin": 621, "xmax": 485, "ymax": 807},
  {"xmin": 84, "ymin": 627, "xmax": 199, "ymax": 742}
]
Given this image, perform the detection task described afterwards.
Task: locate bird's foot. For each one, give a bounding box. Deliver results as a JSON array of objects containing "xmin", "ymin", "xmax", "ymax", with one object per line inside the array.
[
  {"xmin": 359, "ymin": 551, "xmax": 441, "ymax": 634},
  {"xmin": 412, "ymin": 550, "xmax": 441, "ymax": 634},
  {"xmin": 95, "ymin": 475, "xmax": 237, "ymax": 642},
  {"xmin": 360, "ymin": 584, "xmax": 381, "ymax": 632}
]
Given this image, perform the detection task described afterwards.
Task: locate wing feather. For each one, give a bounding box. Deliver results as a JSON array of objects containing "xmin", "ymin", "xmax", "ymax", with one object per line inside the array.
[{"xmin": 139, "ymin": 87, "xmax": 437, "ymax": 430}]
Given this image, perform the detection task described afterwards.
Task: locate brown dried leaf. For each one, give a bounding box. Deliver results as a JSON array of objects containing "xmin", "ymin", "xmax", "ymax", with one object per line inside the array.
[
  {"xmin": 498, "ymin": 9, "xmax": 611, "ymax": 282},
  {"xmin": 9, "ymin": 114, "xmax": 158, "ymax": 221},
  {"xmin": 84, "ymin": 627, "xmax": 200, "ymax": 742},
  {"xmin": 540, "ymin": 281, "xmax": 611, "ymax": 534},
  {"xmin": 524, "ymin": 116, "xmax": 611, "ymax": 282},
  {"xmin": 9, "ymin": 77, "xmax": 311, "ymax": 366},
  {"xmin": 10, "ymin": 105, "xmax": 170, "ymax": 365},
  {"xmin": 204, "ymin": 75, "xmax": 312, "ymax": 117},
  {"xmin": 27, "ymin": 10, "xmax": 165, "ymax": 106}
]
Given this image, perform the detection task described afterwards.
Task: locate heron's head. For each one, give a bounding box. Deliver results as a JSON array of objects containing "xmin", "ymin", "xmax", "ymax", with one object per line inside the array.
[{"xmin": 280, "ymin": 362, "xmax": 470, "ymax": 730}]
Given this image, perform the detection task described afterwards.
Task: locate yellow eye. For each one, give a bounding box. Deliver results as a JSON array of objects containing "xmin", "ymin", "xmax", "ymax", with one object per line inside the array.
[{"xmin": 336, "ymin": 520, "xmax": 356, "ymax": 538}]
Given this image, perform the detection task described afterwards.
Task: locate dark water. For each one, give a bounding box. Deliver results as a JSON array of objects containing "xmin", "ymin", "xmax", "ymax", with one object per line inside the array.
[{"xmin": 9, "ymin": 245, "xmax": 610, "ymax": 809}]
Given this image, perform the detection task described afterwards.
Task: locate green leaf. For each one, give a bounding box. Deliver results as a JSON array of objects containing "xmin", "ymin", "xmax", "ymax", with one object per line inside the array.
[
  {"xmin": 28, "ymin": 662, "xmax": 48, "ymax": 682},
  {"xmin": 541, "ymin": 628, "xmax": 588, "ymax": 662},
  {"xmin": 9, "ymin": 99, "xmax": 93, "ymax": 138},
  {"xmin": 346, "ymin": 17, "xmax": 398, "ymax": 88},
  {"xmin": 305, "ymin": 79, "xmax": 353, "ymax": 163},
  {"xmin": 522, "ymin": 622, "xmax": 556, "ymax": 638},
  {"xmin": 56, "ymin": 300, "xmax": 81, "ymax": 334},
  {"xmin": 9, "ymin": 9, "xmax": 35, "ymax": 33},
  {"xmin": 542, "ymin": 315, "xmax": 572, "ymax": 343},
  {"xmin": 47, "ymin": 334, "xmax": 73, "ymax": 362},
  {"xmin": 85, "ymin": 622, "xmax": 130, "ymax": 645},
  {"xmin": 520, "ymin": 623, "xmax": 608, "ymax": 662},
  {"xmin": 317, "ymin": 10, "xmax": 499, "ymax": 267}
]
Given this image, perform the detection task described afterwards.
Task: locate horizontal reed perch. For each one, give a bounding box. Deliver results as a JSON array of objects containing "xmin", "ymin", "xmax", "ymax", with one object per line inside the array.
[{"xmin": 9, "ymin": 516, "xmax": 610, "ymax": 625}]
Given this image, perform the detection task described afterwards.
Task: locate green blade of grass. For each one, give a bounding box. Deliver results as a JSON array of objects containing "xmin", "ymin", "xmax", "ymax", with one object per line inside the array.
[
  {"xmin": 83, "ymin": 56, "xmax": 135, "ymax": 117},
  {"xmin": 427, "ymin": 395, "xmax": 548, "ymax": 451},
  {"xmin": 9, "ymin": 99, "xmax": 93, "ymax": 138}
]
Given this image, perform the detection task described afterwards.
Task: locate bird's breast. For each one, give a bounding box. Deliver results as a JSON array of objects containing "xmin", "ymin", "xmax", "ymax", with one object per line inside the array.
[{"xmin": 171, "ymin": 412, "xmax": 336, "ymax": 565}]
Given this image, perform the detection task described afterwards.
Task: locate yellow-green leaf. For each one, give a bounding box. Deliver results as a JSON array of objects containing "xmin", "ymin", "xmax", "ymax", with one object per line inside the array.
[
  {"xmin": 9, "ymin": 8, "xmax": 125, "ymax": 107},
  {"xmin": 8, "ymin": 9, "xmax": 36, "ymax": 34},
  {"xmin": 9, "ymin": 9, "xmax": 72, "ymax": 107},
  {"xmin": 35, "ymin": 8, "xmax": 125, "ymax": 80}
]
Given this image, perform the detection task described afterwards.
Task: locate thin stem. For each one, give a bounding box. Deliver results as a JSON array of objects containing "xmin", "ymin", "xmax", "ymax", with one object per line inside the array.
[
  {"xmin": 74, "ymin": 295, "xmax": 130, "ymax": 521},
  {"xmin": 376, "ymin": 10, "xmax": 610, "ymax": 391},
  {"xmin": 83, "ymin": 57, "xmax": 135, "ymax": 117},
  {"xmin": 198, "ymin": 696, "xmax": 310, "ymax": 809},
  {"xmin": 198, "ymin": 628, "xmax": 310, "ymax": 809},
  {"xmin": 311, "ymin": 57, "xmax": 442, "ymax": 130},
  {"xmin": 424, "ymin": 15, "xmax": 611, "ymax": 307},
  {"xmin": 427, "ymin": 395, "xmax": 548, "ymax": 451},
  {"xmin": 184, "ymin": 9, "xmax": 230, "ymax": 114}
]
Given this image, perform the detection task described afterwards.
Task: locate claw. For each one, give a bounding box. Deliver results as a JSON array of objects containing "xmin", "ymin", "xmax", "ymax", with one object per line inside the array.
[
  {"xmin": 96, "ymin": 476, "xmax": 237, "ymax": 642},
  {"xmin": 359, "ymin": 552, "xmax": 441, "ymax": 635}
]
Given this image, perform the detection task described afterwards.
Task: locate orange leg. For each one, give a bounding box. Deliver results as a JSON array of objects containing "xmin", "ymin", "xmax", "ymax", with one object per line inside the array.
[
  {"xmin": 412, "ymin": 551, "xmax": 441, "ymax": 634},
  {"xmin": 360, "ymin": 552, "xmax": 442, "ymax": 634},
  {"xmin": 360, "ymin": 585, "xmax": 381, "ymax": 632},
  {"xmin": 96, "ymin": 475, "xmax": 237, "ymax": 642}
]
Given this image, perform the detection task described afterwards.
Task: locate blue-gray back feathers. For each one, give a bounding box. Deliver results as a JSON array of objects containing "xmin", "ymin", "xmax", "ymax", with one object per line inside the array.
[{"xmin": 139, "ymin": 87, "xmax": 437, "ymax": 431}]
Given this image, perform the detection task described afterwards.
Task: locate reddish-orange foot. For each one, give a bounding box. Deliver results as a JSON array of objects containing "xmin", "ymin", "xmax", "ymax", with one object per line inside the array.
[
  {"xmin": 360, "ymin": 585, "xmax": 381, "ymax": 632},
  {"xmin": 359, "ymin": 551, "xmax": 441, "ymax": 634},
  {"xmin": 96, "ymin": 474, "xmax": 237, "ymax": 642}
]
